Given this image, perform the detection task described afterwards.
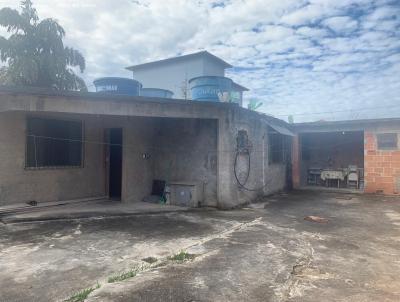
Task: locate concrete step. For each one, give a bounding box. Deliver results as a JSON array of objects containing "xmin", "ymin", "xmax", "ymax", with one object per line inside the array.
[{"xmin": 0, "ymin": 196, "xmax": 107, "ymax": 215}]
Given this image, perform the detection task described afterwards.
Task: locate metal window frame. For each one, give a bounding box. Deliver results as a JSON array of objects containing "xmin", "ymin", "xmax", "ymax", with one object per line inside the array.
[
  {"xmin": 24, "ymin": 115, "xmax": 85, "ymax": 170},
  {"xmin": 268, "ymin": 132, "xmax": 285, "ymax": 165},
  {"xmin": 377, "ymin": 133, "xmax": 398, "ymax": 151}
]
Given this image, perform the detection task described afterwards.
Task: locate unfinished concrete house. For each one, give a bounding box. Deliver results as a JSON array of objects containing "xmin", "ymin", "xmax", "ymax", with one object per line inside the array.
[{"xmin": 0, "ymin": 86, "xmax": 293, "ymax": 209}]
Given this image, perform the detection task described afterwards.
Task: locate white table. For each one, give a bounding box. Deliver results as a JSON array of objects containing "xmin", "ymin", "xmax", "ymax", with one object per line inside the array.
[{"xmin": 320, "ymin": 170, "xmax": 346, "ymax": 188}]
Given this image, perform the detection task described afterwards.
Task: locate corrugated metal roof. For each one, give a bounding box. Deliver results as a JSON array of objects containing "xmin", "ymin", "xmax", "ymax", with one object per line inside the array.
[
  {"xmin": 268, "ymin": 123, "xmax": 295, "ymax": 136},
  {"xmin": 294, "ymin": 118, "xmax": 400, "ymax": 133}
]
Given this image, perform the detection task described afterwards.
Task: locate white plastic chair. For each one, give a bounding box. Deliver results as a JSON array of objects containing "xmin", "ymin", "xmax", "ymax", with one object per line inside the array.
[{"xmin": 347, "ymin": 165, "xmax": 359, "ymax": 189}]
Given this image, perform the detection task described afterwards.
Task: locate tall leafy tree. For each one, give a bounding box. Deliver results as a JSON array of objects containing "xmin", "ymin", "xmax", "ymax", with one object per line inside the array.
[{"xmin": 0, "ymin": 0, "xmax": 87, "ymax": 91}]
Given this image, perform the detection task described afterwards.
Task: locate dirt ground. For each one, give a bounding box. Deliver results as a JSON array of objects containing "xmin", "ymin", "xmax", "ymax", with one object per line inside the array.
[{"xmin": 1, "ymin": 190, "xmax": 400, "ymax": 302}]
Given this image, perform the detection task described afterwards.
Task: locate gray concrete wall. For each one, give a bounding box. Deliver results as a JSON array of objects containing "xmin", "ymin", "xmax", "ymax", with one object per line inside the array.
[
  {"xmin": 0, "ymin": 112, "xmax": 105, "ymax": 205},
  {"xmin": 0, "ymin": 89, "xmax": 291, "ymax": 208},
  {"xmin": 0, "ymin": 112, "xmax": 162, "ymax": 206},
  {"xmin": 123, "ymin": 118, "xmax": 157, "ymax": 203},
  {"xmin": 217, "ymin": 107, "xmax": 288, "ymax": 208},
  {"xmin": 152, "ymin": 118, "xmax": 218, "ymax": 206},
  {"xmin": 0, "ymin": 89, "xmax": 229, "ymax": 120},
  {"xmin": 96, "ymin": 116, "xmax": 158, "ymax": 203},
  {"xmin": 0, "ymin": 111, "xmax": 220, "ymax": 207}
]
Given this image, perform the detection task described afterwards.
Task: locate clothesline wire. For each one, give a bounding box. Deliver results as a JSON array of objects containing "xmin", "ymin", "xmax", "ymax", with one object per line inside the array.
[{"xmin": 26, "ymin": 134, "xmax": 366, "ymax": 154}]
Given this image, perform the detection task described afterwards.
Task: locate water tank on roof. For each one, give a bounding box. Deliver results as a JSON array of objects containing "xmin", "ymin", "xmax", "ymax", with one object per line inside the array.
[
  {"xmin": 93, "ymin": 77, "xmax": 142, "ymax": 96},
  {"xmin": 140, "ymin": 88, "xmax": 174, "ymax": 98},
  {"xmin": 189, "ymin": 76, "xmax": 233, "ymax": 102}
]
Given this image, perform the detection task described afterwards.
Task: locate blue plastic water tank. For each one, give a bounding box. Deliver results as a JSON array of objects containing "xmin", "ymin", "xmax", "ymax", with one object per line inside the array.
[
  {"xmin": 189, "ymin": 76, "xmax": 233, "ymax": 102},
  {"xmin": 140, "ymin": 88, "xmax": 174, "ymax": 98},
  {"xmin": 93, "ymin": 77, "xmax": 142, "ymax": 96}
]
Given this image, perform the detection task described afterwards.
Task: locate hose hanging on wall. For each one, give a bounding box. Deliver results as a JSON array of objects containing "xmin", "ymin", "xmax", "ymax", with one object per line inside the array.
[
  {"xmin": 234, "ymin": 150, "xmax": 251, "ymax": 187},
  {"xmin": 233, "ymin": 130, "xmax": 271, "ymax": 192}
]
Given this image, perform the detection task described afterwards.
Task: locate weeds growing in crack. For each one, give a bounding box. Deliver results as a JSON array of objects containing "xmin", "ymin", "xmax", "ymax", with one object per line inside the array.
[
  {"xmin": 108, "ymin": 269, "xmax": 138, "ymax": 283},
  {"xmin": 168, "ymin": 251, "xmax": 196, "ymax": 262},
  {"xmin": 108, "ymin": 264, "xmax": 149, "ymax": 283},
  {"xmin": 64, "ymin": 282, "xmax": 100, "ymax": 302}
]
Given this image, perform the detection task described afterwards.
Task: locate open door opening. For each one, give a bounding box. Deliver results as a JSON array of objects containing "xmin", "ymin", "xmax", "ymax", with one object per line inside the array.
[
  {"xmin": 299, "ymin": 131, "xmax": 364, "ymax": 190},
  {"xmin": 108, "ymin": 128, "xmax": 123, "ymax": 200}
]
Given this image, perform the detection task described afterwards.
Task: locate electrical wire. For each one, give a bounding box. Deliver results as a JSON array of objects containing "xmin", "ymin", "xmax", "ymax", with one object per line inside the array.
[
  {"xmin": 26, "ymin": 133, "xmax": 364, "ymax": 191},
  {"xmin": 26, "ymin": 134, "xmax": 365, "ymax": 154},
  {"xmin": 27, "ymin": 133, "xmax": 276, "ymax": 191}
]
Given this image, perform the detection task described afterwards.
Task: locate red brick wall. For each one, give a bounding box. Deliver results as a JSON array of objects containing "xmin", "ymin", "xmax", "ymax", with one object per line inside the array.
[{"xmin": 364, "ymin": 131, "xmax": 400, "ymax": 194}]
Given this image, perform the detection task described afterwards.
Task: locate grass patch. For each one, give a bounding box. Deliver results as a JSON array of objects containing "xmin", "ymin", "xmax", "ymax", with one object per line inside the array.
[
  {"xmin": 142, "ymin": 256, "xmax": 158, "ymax": 264},
  {"xmin": 168, "ymin": 251, "xmax": 196, "ymax": 262},
  {"xmin": 108, "ymin": 268, "xmax": 141, "ymax": 283},
  {"xmin": 64, "ymin": 283, "xmax": 100, "ymax": 302}
]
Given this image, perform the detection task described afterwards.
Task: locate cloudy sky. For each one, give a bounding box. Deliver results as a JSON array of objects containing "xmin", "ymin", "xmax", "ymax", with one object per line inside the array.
[{"xmin": 0, "ymin": 0, "xmax": 399, "ymax": 122}]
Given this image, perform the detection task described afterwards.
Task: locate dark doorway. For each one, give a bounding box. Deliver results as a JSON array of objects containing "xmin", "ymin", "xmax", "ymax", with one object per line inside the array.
[
  {"xmin": 109, "ymin": 128, "xmax": 123, "ymax": 200},
  {"xmin": 300, "ymin": 131, "xmax": 364, "ymax": 189}
]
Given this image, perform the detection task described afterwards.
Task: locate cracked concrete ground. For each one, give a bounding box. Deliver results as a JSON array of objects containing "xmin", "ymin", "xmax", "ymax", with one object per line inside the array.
[{"xmin": 1, "ymin": 191, "xmax": 400, "ymax": 302}]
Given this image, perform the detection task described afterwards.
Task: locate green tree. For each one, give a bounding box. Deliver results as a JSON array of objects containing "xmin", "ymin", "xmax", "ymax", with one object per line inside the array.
[
  {"xmin": 247, "ymin": 98, "xmax": 263, "ymax": 111},
  {"xmin": 0, "ymin": 0, "xmax": 87, "ymax": 91}
]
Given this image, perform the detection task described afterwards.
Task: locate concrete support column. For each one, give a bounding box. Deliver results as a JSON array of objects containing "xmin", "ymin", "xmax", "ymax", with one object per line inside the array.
[
  {"xmin": 292, "ymin": 134, "xmax": 301, "ymax": 189},
  {"xmin": 217, "ymin": 111, "xmax": 238, "ymax": 209}
]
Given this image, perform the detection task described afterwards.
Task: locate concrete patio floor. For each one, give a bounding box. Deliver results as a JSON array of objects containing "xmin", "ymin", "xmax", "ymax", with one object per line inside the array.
[{"xmin": 1, "ymin": 190, "xmax": 400, "ymax": 302}]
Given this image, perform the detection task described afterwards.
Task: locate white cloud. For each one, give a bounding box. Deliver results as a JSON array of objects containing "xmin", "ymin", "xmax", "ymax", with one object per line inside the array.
[
  {"xmin": 296, "ymin": 26, "xmax": 329, "ymax": 38},
  {"xmin": 280, "ymin": 3, "xmax": 335, "ymax": 25},
  {"xmin": 367, "ymin": 5, "xmax": 400, "ymax": 21},
  {"xmin": 322, "ymin": 16, "xmax": 358, "ymax": 33},
  {"xmin": 0, "ymin": 0, "xmax": 399, "ymax": 121}
]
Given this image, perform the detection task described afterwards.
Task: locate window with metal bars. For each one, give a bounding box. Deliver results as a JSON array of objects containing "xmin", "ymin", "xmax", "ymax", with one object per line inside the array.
[
  {"xmin": 269, "ymin": 133, "xmax": 284, "ymax": 164},
  {"xmin": 26, "ymin": 117, "xmax": 83, "ymax": 168},
  {"xmin": 377, "ymin": 133, "xmax": 398, "ymax": 150}
]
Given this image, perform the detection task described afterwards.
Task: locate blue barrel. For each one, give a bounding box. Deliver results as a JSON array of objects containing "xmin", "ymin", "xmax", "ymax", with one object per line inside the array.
[
  {"xmin": 140, "ymin": 88, "xmax": 174, "ymax": 98},
  {"xmin": 93, "ymin": 77, "xmax": 142, "ymax": 96},
  {"xmin": 189, "ymin": 76, "xmax": 233, "ymax": 102}
]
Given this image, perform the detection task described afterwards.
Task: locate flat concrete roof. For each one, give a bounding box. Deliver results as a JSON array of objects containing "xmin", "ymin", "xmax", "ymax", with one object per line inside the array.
[
  {"xmin": 0, "ymin": 84, "xmax": 235, "ymax": 108},
  {"xmin": 0, "ymin": 85, "xmax": 289, "ymax": 128},
  {"xmin": 294, "ymin": 118, "xmax": 400, "ymax": 133},
  {"xmin": 126, "ymin": 51, "xmax": 233, "ymax": 71}
]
